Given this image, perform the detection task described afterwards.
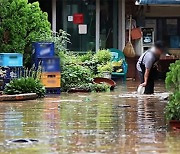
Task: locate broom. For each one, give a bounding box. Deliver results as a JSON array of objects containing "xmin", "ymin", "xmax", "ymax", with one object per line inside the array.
[{"xmin": 123, "ymin": 15, "xmax": 136, "ymax": 58}]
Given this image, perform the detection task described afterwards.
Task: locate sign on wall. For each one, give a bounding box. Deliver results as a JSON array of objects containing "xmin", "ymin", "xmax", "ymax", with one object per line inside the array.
[
  {"xmin": 68, "ymin": 16, "xmax": 73, "ymax": 22},
  {"xmin": 78, "ymin": 24, "xmax": 87, "ymax": 34},
  {"xmin": 73, "ymin": 13, "xmax": 84, "ymax": 24}
]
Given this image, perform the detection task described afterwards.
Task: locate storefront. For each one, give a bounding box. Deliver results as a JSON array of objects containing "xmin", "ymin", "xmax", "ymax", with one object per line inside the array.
[
  {"xmin": 29, "ymin": 0, "xmax": 179, "ymax": 79},
  {"xmin": 29, "ymin": 0, "xmax": 126, "ymax": 52}
]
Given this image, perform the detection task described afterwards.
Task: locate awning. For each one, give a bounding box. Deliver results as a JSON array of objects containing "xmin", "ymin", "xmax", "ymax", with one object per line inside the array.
[{"xmin": 136, "ymin": 0, "xmax": 180, "ymax": 5}]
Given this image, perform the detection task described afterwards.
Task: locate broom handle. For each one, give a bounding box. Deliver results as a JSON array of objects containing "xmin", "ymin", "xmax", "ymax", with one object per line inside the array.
[{"xmin": 129, "ymin": 15, "xmax": 132, "ymax": 43}]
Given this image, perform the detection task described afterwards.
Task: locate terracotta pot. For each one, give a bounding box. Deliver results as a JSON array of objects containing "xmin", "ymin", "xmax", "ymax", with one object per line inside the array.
[
  {"xmin": 169, "ymin": 120, "xmax": 180, "ymax": 131},
  {"xmin": 93, "ymin": 77, "xmax": 116, "ymax": 90}
]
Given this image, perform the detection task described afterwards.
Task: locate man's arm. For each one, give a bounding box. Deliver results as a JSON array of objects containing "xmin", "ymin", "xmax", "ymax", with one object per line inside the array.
[{"xmin": 141, "ymin": 68, "xmax": 150, "ymax": 87}]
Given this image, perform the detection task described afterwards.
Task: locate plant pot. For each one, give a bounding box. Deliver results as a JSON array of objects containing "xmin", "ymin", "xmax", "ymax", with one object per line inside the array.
[
  {"xmin": 93, "ymin": 77, "xmax": 116, "ymax": 90},
  {"xmin": 102, "ymin": 72, "xmax": 112, "ymax": 79},
  {"xmin": 169, "ymin": 120, "xmax": 180, "ymax": 131}
]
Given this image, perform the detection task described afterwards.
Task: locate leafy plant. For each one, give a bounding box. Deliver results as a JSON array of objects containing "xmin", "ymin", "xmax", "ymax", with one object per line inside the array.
[
  {"xmin": 97, "ymin": 62, "xmax": 113, "ymax": 73},
  {"xmin": 112, "ymin": 60, "xmax": 123, "ymax": 73},
  {"xmin": 165, "ymin": 92, "xmax": 180, "ymax": 121},
  {"xmin": 165, "ymin": 60, "xmax": 180, "ymax": 121},
  {"xmin": 61, "ymin": 64, "xmax": 93, "ymax": 92},
  {"xmin": 4, "ymin": 77, "xmax": 45, "ymax": 98},
  {"xmin": 94, "ymin": 49, "xmax": 112, "ymax": 64},
  {"xmin": 58, "ymin": 50, "xmax": 113, "ymax": 92},
  {"xmin": 36, "ymin": 30, "xmax": 71, "ymax": 53},
  {"xmin": 65, "ymin": 83, "xmax": 110, "ymax": 92},
  {"xmin": 112, "ymin": 60, "xmax": 123, "ymax": 67},
  {"xmin": 0, "ymin": 0, "xmax": 51, "ymax": 66},
  {"xmin": 82, "ymin": 59, "xmax": 99, "ymax": 75},
  {"xmin": 78, "ymin": 51, "xmax": 93, "ymax": 62},
  {"xmin": 89, "ymin": 83, "xmax": 111, "ymax": 92},
  {"xmin": 165, "ymin": 60, "xmax": 180, "ymax": 92}
]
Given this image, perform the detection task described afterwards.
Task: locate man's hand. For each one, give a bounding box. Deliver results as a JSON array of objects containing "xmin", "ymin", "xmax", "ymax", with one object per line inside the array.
[{"xmin": 140, "ymin": 82, "xmax": 147, "ymax": 87}]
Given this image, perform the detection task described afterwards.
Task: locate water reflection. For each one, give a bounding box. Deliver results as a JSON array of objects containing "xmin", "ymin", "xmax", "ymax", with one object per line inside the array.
[{"xmin": 0, "ymin": 81, "xmax": 179, "ymax": 153}]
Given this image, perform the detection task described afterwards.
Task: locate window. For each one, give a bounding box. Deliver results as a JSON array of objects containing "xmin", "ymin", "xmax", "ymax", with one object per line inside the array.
[
  {"xmin": 58, "ymin": 0, "xmax": 96, "ymax": 52},
  {"xmin": 146, "ymin": 17, "xmax": 180, "ymax": 49}
]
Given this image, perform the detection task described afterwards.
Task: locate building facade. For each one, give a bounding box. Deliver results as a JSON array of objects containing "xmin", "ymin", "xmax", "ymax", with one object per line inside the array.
[
  {"xmin": 29, "ymin": 0, "xmax": 126, "ymax": 52},
  {"xmin": 28, "ymin": 0, "xmax": 180, "ymax": 79},
  {"xmin": 29, "ymin": 0, "xmax": 180, "ymax": 55}
]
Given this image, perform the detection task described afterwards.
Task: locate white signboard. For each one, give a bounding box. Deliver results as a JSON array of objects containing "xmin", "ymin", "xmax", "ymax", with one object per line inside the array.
[
  {"xmin": 68, "ymin": 16, "xmax": 73, "ymax": 22},
  {"xmin": 78, "ymin": 24, "xmax": 87, "ymax": 34}
]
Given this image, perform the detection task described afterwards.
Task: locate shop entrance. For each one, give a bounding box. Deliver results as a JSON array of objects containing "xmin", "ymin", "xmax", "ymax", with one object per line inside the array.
[{"xmin": 100, "ymin": 0, "xmax": 118, "ymax": 49}]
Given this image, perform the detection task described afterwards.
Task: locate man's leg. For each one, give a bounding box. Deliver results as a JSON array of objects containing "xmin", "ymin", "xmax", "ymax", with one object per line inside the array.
[
  {"xmin": 138, "ymin": 71, "xmax": 144, "ymax": 83},
  {"xmin": 144, "ymin": 77, "xmax": 154, "ymax": 94}
]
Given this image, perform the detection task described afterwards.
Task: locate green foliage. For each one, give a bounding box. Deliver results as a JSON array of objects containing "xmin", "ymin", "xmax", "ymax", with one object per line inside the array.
[
  {"xmin": 165, "ymin": 92, "xmax": 180, "ymax": 121},
  {"xmin": 97, "ymin": 62, "xmax": 113, "ymax": 73},
  {"xmin": 61, "ymin": 64, "xmax": 93, "ymax": 92},
  {"xmin": 4, "ymin": 77, "xmax": 45, "ymax": 98},
  {"xmin": 36, "ymin": 30, "xmax": 70, "ymax": 53},
  {"xmin": 74, "ymin": 83, "xmax": 110, "ymax": 92},
  {"xmin": 165, "ymin": 60, "xmax": 180, "ymax": 121},
  {"xmin": 89, "ymin": 83, "xmax": 111, "ymax": 92},
  {"xmin": 112, "ymin": 60, "xmax": 123, "ymax": 73},
  {"xmin": 165, "ymin": 60, "xmax": 180, "ymax": 92},
  {"xmin": 94, "ymin": 49, "xmax": 112, "ymax": 64},
  {"xmin": 78, "ymin": 51, "xmax": 93, "ymax": 62},
  {"xmin": 0, "ymin": 0, "xmax": 51, "ymax": 66},
  {"xmin": 59, "ymin": 49, "xmax": 113, "ymax": 92},
  {"xmin": 82, "ymin": 59, "xmax": 99, "ymax": 75},
  {"xmin": 112, "ymin": 60, "xmax": 123, "ymax": 67}
]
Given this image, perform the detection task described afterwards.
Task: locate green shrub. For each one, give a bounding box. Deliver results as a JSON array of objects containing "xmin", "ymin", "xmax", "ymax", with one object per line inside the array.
[
  {"xmin": 89, "ymin": 83, "xmax": 111, "ymax": 92},
  {"xmin": 165, "ymin": 91, "xmax": 180, "ymax": 121},
  {"xmin": 4, "ymin": 77, "xmax": 45, "ymax": 98},
  {"xmin": 59, "ymin": 50, "xmax": 113, "ymax": 92},
  {"xmin": 61, "ymin": 64, "xmax": 93, "ymax": 92},
  {"xmin": 165, "ymin": 60, "xmax": 180, "ymax": 92},
  {"xmin": 78, "ymin": 51, "xmax": 93, "ymax": 62},
  {"xmin": 37, "ymin": 30, "xmax": 70, "ymax": 53},
  {"xmin": 165, "ymin": 60, "xmax": 180, "ymax": 121},
  {"xmin": 97, "ymin": 62, "xmax": 113, "ymax": 73},
  {"xmin": 0, "ymin": 0, "xmax": 51, "ymax": 66},
  {"xmin": 94, "ymin": 49, "xmax": 112, "ymax": 64},
  {"xmin": 82, "ymin": 59, "xmax": 99, "ymax": 75}
]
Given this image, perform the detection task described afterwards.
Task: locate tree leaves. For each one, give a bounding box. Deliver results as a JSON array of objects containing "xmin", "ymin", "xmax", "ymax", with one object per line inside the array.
[{"xmin": 0, "ymin": 0, "xmax": 51, "ymax": 66}]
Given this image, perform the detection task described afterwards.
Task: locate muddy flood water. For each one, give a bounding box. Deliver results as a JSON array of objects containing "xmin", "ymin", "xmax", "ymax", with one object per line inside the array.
[{"xmin": 0, "ymin": 81, "xmax": 179, "ymax": 154}]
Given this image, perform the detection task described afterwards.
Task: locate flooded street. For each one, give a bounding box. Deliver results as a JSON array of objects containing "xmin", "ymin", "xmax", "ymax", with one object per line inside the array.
[{"xmin": 0, "ymin": 81, "xmax": 179, "ymax": 154}]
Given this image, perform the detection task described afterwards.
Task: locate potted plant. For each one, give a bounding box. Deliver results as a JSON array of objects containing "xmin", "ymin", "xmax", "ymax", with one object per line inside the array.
[
  {"xmin": 97, "ymin": 62, "xmax": 113, "ymax": 79},
  {"xmin": 165, "ymin": 60, "xmax": 180, "ymax": 131},
  {"xmin": 165, "ymin": 92, "xmax": 180, "ymax": 130}
]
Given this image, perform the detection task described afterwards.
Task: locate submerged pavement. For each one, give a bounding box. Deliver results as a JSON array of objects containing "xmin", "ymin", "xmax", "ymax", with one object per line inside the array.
[{"xmin": 0, "ymin": 81, "xmax": 179, "ymax": 154}]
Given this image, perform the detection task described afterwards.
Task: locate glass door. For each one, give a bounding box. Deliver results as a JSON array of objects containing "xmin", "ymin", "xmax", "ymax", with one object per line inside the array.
[
  {"xmin": 100, "ymin": 0, "xmax": 118, "ymax": 49},
  {"xmin": 62, "ymin": 0, "xmax": 96, "ymax": 52}
]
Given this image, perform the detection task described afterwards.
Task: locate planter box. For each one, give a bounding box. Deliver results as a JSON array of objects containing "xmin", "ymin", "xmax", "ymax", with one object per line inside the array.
[
  {"xmin": 0, "ymin": 93, "xmax": 37, "ymax": 101},
  {"xmin": 169, "ymin": 120, "xmax": 180, "ymax": 131}
]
